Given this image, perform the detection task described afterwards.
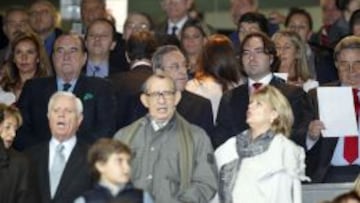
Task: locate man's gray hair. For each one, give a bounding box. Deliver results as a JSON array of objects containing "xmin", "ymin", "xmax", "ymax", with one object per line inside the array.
[
  {"xmin": 48, "ymin": 91, "xmax": 83, "ymax": 116},
  {"xmin": 151, "ymin": 45, "xmax": 182, "ymax": 72},
  {"xmin": 141, "ymin": 73, "xmax": 177, "ymax": 93},
  {"xmin": 334, "ymin": 35, "xmax": 360, "ymax": 61}
]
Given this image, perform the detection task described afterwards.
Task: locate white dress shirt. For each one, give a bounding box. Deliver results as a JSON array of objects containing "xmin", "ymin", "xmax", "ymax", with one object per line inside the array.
[{"xmin": 48, "ymin": 136, "xmax": 77, "ymax": 171}]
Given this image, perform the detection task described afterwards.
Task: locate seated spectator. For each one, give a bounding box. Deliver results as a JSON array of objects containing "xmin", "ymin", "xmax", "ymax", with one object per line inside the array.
[
  {"xmin": 84, "ymin": 18, "xmax": 117, "ymax": 78},
  {"xmin": 0, "ymin": 32, "xmax": 52, "ymax": 101},
  {"xmin": 306, "ymin": 36, "xmax": 360, "ymax": 183},
  {"xmin": 28, "ymin": 0, "xmax": 63, "ymax": 57},
  {"xmin": 272, "ymin": 30, "xmax": 319, "ymax": 92},
  {"xmin": 186, "ymin": 34, "xmax": 242, "ymax": 123},
  {"xmin": 180, "ymin": 19, "xmax": 208, "ymax": 77},
  {"xmin": 26, "ymin": 91, "xmax": 93, "ymax": 203},
  {"xmin": 0, "ymin": 103, "xmax": 39, "ymax": 203},
  {"xmin": 213, "ymin": 85, "xmax": 308, "ymax": 203},
  {"xmin": 74, "ymin": 138, "xmax": 148, "ymax": 203},
  {"xmin": 114, "ymin": 73, "xmax": 217, "ymax": 202}
]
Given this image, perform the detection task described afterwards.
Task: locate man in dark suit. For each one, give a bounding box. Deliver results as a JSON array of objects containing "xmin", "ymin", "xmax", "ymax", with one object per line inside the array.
[
  {"xmin": 15, "ymin": 34, "xmax": 117, "ymax": 150},
  {"xmin": 213, "ymin": 32, "xmax": 313, "ymax": 148},
  {"xmin": 306, "ymin": 36, "xmax": 360, "ymax": 183},
  {"xmin": 150, "ymin": 45, "xmax": 214, "ymax": 134},
  {"xmin": 110, "ymin": 30, "xmax": 157, "ymax": 128},
  {"xmin": 27, "ymin": 91, "xmax": 92, "ymax": 203}
]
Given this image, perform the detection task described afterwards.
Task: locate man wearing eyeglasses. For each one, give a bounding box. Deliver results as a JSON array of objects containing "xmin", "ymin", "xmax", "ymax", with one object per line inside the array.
[{"xmin": 114, "ymin": 73, "xmax": 217, "ymax": 203}]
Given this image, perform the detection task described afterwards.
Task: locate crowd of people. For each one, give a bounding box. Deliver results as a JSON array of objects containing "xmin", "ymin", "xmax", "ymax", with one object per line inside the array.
[{"xmin": 2, "ymin": 0, "xmax": 360, "ymax": 202}]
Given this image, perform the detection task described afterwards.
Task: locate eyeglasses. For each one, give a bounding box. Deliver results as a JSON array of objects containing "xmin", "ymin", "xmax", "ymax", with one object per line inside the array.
[
  {"xmin": 125, "ymin": 23, "xmax": 149, "ymax": 31},
  {"xmin": 337, "ymin": 61, "xmax": 360, "ymax": 73},
  {"xmin": 145, "ymin": 90, "xmax": 175, "ymax": 99}
]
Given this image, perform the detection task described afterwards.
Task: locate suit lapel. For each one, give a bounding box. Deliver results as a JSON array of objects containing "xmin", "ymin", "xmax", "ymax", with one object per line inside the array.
[{"xmin": 73, "ymin": 76, "xmax": 86, "ymax": 100}]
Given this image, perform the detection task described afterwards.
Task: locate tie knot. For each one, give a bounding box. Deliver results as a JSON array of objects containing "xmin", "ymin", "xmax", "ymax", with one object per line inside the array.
[
  {"xmin": 252, "ymin": 82, "xmax": 263, "ymax": 90},
  {"xmin": 62, "ymin": 83, "xmax": 71, "ymax": 91},
  {"xmin": 56, "ymin": 144, "xmax": 64, "ymax": 153},
  {"xmin": 171, "ymin": 26, "xmax": 178, "ymax": 35}
]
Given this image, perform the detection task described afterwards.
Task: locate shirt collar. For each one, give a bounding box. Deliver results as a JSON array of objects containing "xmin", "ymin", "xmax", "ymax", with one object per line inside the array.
[
  {"xmin": 248, "ymin": 73, "xmax": 273, "ymax": 89},
  {"xmin": 56, "ymin": 77, "xmax": 78, "ymax": 92},
  {"xmin": 86, "ymin": 60, "xmax": 109, "ymax": 78},
  {"xmin": 167, "ymin": 16, "xmax": 189, "ymax": 35},
  {"xmin": 49, "ymin": 135, "xmax": 77, "ymax": 165},
  {"xmin": 130, "ymin": 60, "xmax": 152, "ymax": 70}
]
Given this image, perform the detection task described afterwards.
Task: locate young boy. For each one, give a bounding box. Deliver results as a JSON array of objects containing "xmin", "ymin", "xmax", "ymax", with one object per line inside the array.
[{"xmin": 75, "ymin": 138, "xmax": 150, "ymax": 203}]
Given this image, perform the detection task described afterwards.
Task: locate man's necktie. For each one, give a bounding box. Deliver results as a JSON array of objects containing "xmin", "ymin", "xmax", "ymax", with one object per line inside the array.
[
  {"xmin": 92, "ymin": 66, "xmax": 100, "ymax": 77},
  {"xmin": 62, "ymin": 83, "xmax": 71, "ymax": 91},
  {"xmin": 171, "ymin": 26, "xmax": 178, "ymax": 36},
  {"xmin": 344, "ymin": 88, "xmax": 360, "ymax": 164},
  {"xmin": 252, "ymin": 83, "xmax": 263, "ymax": 91},
  {"xmin": 50, "ymin": 144, "xmax": 66, "ymax": 198}
]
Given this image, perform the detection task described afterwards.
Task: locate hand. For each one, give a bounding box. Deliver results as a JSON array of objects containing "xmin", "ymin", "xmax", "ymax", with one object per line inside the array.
[
  {"xmin": 308, "ymin": 120, "xmax": 325, "ymax": 140},
  {"xmin": 268, "ymin": 11, "xmax": 286, "ymax": 24}
]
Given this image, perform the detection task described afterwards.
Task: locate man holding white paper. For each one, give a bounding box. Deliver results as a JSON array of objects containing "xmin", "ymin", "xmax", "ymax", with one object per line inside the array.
[{"xmin": 307, "ymin": 36, "xmax": 360, "ymax": 183}]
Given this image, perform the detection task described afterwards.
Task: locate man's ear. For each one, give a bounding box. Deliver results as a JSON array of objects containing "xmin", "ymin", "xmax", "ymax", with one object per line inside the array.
[
  {"xmin": 174, "ymin": 91, "xmax": 181, "ymax": 105},
  {"xmin": 140, "ymin": 94, "xmax": 149, "ymax": 108}
]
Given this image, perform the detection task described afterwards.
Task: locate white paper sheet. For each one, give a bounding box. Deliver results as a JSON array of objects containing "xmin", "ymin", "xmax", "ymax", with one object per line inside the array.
[{"xmin": 317, "ymin": 87, "xmax": 359, "ymax": 137}]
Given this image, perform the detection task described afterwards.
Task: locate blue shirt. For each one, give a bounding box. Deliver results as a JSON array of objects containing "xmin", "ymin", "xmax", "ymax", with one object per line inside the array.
[{"xmin": 86, "ymin": 60, "xmax": 109, "ymax": 78}]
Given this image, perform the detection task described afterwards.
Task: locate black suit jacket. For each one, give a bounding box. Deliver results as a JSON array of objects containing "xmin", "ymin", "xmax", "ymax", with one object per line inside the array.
[
  {"xmin": 213, "ymin": 76, "xmax": 314, "ymax": 148},
  {"xmin": 109, "ymin": 64, "xmax": 153, "ymax": 128},
  {"xmin": 109, "ymin": 32, "xmax": 129, "ymax": 73},
  {"xmin": 26, "ymin": 140, "xmax": 92, "ymax": 203},
  {"xmin": 15, "ymin": 75, "xmax": 117, "ymax": 150}
]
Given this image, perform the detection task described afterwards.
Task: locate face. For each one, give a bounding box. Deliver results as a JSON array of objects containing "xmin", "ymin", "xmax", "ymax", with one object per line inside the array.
[
  {"xmin": 348, "ymin": 0, "xmax": 360, "ymax": 14},
  {"xmin": 141, "ymin": 78, "xmax": 180, "ymax": 123},
  {"xmin": 230, "ymin": 0, "xmax": 256, "ymax": 24},
  {"xmin": 274, "ymin": 35, "xmax": 297, "ymax": 70},
  {"xmin": 287, "ymin": 14, "xmax": 311, "ymax": 41},
  {"xmin": 246, "ymin": 97, "xmax": 278, "ymax": 130},
  {"xmin": 181, "ymin": 27, "xmax": 205, "ymax": 56},
  {"xmin": 336, "ymin": 48, "xmax": 360, "ymax": 88},
  {"xmin": 161, "ymin": 51, "xmax": 189, "ymax": 91},
  {"xmin": 48, "ymin": 95, "xmax": 83, "ymax": 142},
  {"xmin": 354, "ymin": 23, "xmax": 360, "ymax": 36},
  {"xmin": 123, "ymin": 14, "xmax": 151, "ymax": 40},
  {"xmin": 53, "ymin": 35, "xmax": 87, "ymax": 82},
  {"xmin": 238, "ymin": 22, "xmax": 261, "ymax": 42},
  {"xmin": 161, "ymin": 0, "xmax": 192, "ymax": 21},
  {"xmin": 86, "ymin": 21, "xmax": 115, "ymax": 57},
  {"xmin": 13, "ymin": 39, "xmax": 39, "ymax": 75},
  {"xmin": 29, "ymin": 2, "xmax": 54, "ymax": 34},
  {"xmin": 3, "ymin": 11, "xmax": 29, "ymax": 42},
  {"xmin": 0, "ymin": 116, "xmax": 18, "ymax": 149},
  {"xmin": 242, "ymin": 36, "xmax": 272, "ymax": 80},
  {"xmin": 81, "ymin": 0, "xmax": 106, "ymax": 27},
  {"xmin": 321, "ymin": 0, "xmax": 341, "ymax": 25},
  {"xmin": 97, "ymin": 153, "xmax": 131, "ymax": 185}
]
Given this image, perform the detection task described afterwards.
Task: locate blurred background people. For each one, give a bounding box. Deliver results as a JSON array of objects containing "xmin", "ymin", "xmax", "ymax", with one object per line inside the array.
[
  {"xmin": 185, "ymin": 34, "xmax": 242, "ymax": 123},
  {"xmin": 0, "ymin": 32, "xmax": 52, "ymax": 101}
]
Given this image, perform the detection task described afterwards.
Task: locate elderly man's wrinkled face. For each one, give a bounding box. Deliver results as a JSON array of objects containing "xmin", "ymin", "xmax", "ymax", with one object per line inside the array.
[
  {"xmin": 48, "ymin": 95, "xmax": 83, "ymax": 142},
  {"xmin": 29, "ymin": 2, "xmax": 55, "ymax": 34},
  {"xmin": 337, "ymin": 48, "xmax": 360, "ymax": 88},
  {"xmin": 52, "ymin": 35, "xmax": 87, "ymax": 82},
  {"xmin": 141, "ymin": 77, "xmax": 181, "ymax": 123},
  {"xmin": 81, "ymin": 0, "xmax": 106, "ymax": 27},
  {"xmin": 160, "ymin": 51, "xmax": 189, "ymax": 91},
  {"xmin": 3, "ymin": 10, "xmax": 29, "ymax": 42}
]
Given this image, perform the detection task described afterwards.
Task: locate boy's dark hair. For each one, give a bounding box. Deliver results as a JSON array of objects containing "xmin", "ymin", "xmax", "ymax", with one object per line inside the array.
[
  {"xmin": 238, "ymin": 12, "xmax": 269, "ymax": 36},
  {"xmin": 88, "ymin": 138, "xmax": 131, "ymax": 181},
  {"xmin": 285, "ymin": 7, "xmax": 313, "ymax": 30}
]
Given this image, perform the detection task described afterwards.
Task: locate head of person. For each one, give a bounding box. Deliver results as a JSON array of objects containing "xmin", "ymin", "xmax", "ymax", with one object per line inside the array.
[
  {"xmin": 237, "ymin": 12, "xmax": 269, "ymax": 42},
  {"xmin": 350, "ymin": 9, "xmax": 360, "ymax": 36},
  {"xmin": 198, "ymin": 34, "xmax": 241, "ymax": 91},
  {"xmin": 334, "ymin": 35, "xmax": 360, "ymax": 87},
  {"xmin": 247, "ymin": 85, "xmax": 294, "ymax": 137},
  {"xmin": 141, "ymin": 73, "xmax": 181, "ymax": 123},
  {"xmin": 180, "ymin": 19, "xmax": 208, "ymax": 57},
  {"xmin": 80, "ymin": 0, "xmax": 107, "ymax": 28},
  {"xmin": 272, "ymin": 30, "xmax": 311, "ymax": 82},
  {"xmin": 125, "ymin": 30, "xmax": 157, "ymax": 62},
  {"xmin": 240, "ymin": 32, "xmax": 279, "ymax": 81},
  {"xmin": 230, "ymin": 0, "xmax": 258, "ymax": 25},
  {"xmin": 336, "ymin": 0, "xmax": 360, "ymax": 16},
  {"xmin": 123, "ymin": 12, "xmax": 154, "ymax": 41},
  {"xmin": 3, "ymin": 7, "xmax": 30, "ymax": 42},
  {"xmin": 88, "ymin": 138, "xmax": 131, "ymax": 185},
  {"xmin": 52, "ymin": 34, "xmax": 87, "ymax": 82},
  {"xmin": 85, "ymin": 18, "xmax": 116, "ymax": 59},
  {"xmin": 332, "ymin": 191, "xmax": 360, "ymax": 203},
  {"xmin": 285, "ymin": 8, "xmax": 313, "ymax": 41},
  {"xmin": 29, "ymin": 0, "xmax": 57, "ymax": 36},
  {"xmin": 321, "ymin": 0, "xmax": 342, "ymax": 25},
  {"xmin": 161, "ymin": 0, "xmax": 194, "ymax": 22},
  {"xmin": 0, "ymin": 104, "xmax": 22, "ymax": 149},
  {"xmin": 152, "ymin": 45, "xmax": 188, "ymax": 91},
  {"xmin": 47, "ymin": 91, "xmax": 83, "ymax": 142}
]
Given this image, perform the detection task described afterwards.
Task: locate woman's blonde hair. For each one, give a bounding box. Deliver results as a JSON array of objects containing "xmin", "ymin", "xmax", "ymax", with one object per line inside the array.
[
  {"xmin": 250, "ymin": 85, "xmax": 294, "ymax": 137},
  {"xmin": 272, "ymin": 30, "xmax": 311, "ymax": 82}
]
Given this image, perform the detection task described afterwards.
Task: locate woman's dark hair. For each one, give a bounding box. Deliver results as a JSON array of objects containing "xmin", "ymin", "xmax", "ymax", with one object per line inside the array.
[
  {"xmin": 238, "ymin": 12, "xmax": 269, "ymax": 36},
  {"xmin": 350, "ymin": 9, "xmax": 360, "ymax": 34},
  {"xmin": 332, "ymin": 190, "xmax": 360, "ymax": 203},
  {"xmin": 285, "ymin": 7, "xmax": 313, "ymax": 30},
  {"xmin": 181, "ymin": 19, "xmax": 208, "ymax": 38},
  {"xmin": 336, "ymin": 0, "xmax": 350, "ymax": 11}
]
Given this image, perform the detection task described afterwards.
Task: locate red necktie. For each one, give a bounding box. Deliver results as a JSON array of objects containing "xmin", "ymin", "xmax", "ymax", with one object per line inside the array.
[
  {"xmin": 344, "ymin": 88, "xmax": 360, "ymax": 164},
  {"xmin": 252, "ymin": 83, "xmax": 263, "ymax": 91}
]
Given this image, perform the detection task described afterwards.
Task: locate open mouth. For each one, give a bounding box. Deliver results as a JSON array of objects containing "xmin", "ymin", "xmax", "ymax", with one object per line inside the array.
[{"xmin": 56, "ymin": 121, "xmax": 66, "ymax": 128}]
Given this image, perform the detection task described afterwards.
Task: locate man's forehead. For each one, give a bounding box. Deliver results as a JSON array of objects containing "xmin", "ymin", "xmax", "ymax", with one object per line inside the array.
[
  {"xmin": 127, "ymin": 14, "xmax": 149, "ymax": 24},
  {"xmin": 7, "ymin": 11, "xmax": 28, "ymax": 21},
  {"xmin": 148, "ymin": 78, "xmax": 174, "ymax": 91},
  {"xmin": 163, "ymin": 51, "xmax": 185, "ymax": 62},
  {"xmin": 338, "ymin": 48, "xmax": 360, "ymax": 57},
  {"xmin": 55, "ymin": 36, "xmax": 81, "ymax": 48},
  {"xmin": 243, "ymin": 37, "xmax": 264, "ymax": 48}
]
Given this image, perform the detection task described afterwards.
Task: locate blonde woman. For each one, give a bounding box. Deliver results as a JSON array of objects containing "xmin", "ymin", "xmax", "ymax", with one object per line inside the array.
[
  {"xmin": 272, "ymin": 30, "xmax": 318, "ymax": 92},
  {"xmin": 213, "ymin": 85, "xmax": 309, "ymax": 203}
]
